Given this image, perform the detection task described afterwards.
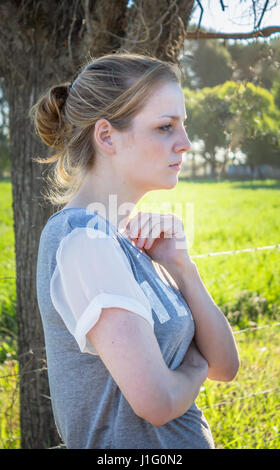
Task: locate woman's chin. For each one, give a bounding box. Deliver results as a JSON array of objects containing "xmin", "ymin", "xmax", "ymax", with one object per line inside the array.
[
  {"xmin": 164, "ymin": 175, "xmax": 179, "ymax": 189},
  {"xmin": 145, "ymin": 174, "xmax": 179, "ymax": 191}
]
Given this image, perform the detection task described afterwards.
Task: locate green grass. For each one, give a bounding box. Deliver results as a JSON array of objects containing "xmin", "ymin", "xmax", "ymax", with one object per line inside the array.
[
  {"xmin": 0, "ymin": 180, "xmax": 17, "ymax": 362},
  {"xmin": 0, "ymin": 360, "xmax": 19, "ymax": 448},
  {"xmin": 0, "ymin": 177, "xmax": 280, "ymax": 448},
  {"xmin": 139, "ymin": 178, "xmax": 280, "ymax": 327},
  {"xmin": 197, "ymin": 324, "xmax": 280, "ymax": 449}
]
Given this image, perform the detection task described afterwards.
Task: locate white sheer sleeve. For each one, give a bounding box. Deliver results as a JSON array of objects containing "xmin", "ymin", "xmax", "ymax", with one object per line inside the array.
[{"xmin": 50, "ymin": 227, "xmax": 154, "ymax": 355}]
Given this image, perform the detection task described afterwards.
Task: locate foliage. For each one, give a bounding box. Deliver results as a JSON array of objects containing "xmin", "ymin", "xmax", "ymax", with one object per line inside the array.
[
  {"xmin": 1, "ymin": 321, "xmax": 279, "ymax": 448},
  {"xmin": 184, "ymin": 81, "xmax": 280, "ymax": 171},
  {"xmin": 272, "ymin": 79, "xmax": 280, "ymax": 110},
  {"xmin": 0, "ymin": 360, "xmax": 20, "ymax": 448},
  {"xmin": 184, "ymin": 85, "xmax": 230, "ymax": 152},
  {"xmin": 182, "ymin": 37, "xmax": 233, "ymax": 89},
  {"xmin": 181, "ymin": 36, "xmax": 280, "ymax": 92},
  {"xmin": 0, "ymin": 180, "xmax": 16, "ymax": 363},
  {"xmin": 197, "ymin": 325, "xmax": 280, "ymax": 449},
  {"xmin": 218, "ymin": 81, "xmax": 280, "ymax": 169},
  {"xmin": 139, "ymin": 178, "xmax": 280, "ymax": 324},
  {"xmin": 228, "ymin": 39, "xmax": 280, "ymax": 90}
]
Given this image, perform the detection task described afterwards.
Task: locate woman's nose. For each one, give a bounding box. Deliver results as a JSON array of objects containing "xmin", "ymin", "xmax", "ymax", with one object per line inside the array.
[{"xmin": 175, "ymin": 130, "xmax": 191, "ymax": 153}]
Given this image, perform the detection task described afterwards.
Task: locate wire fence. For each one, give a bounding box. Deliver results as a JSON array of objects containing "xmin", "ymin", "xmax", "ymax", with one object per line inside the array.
[
  {"xmin": 0, "ymin": 241, "xmax": 279, "ymax": 448},
  {"xmin": 200, "ymin": 385, "xmax": 280, "ymax": 410},
  {"xmin": 191, "ymin": 243, "xmax": 280, "ymax": 258},
  {"xmin": 0, "ymin": 243, "xmax": 279, "ymax": 281},
  {"xmin": 0, "ymin": 321, "xmax": 279, "ymax": 382}
]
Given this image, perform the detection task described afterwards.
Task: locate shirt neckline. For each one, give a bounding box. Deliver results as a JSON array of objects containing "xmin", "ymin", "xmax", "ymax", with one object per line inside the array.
[{"xmin": 49, "ymin": 207, "xmax": 152, "ymax": 262}]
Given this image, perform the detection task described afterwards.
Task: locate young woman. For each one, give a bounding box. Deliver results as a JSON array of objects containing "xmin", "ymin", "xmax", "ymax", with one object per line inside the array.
[{"xmin": 31, "ymin": 53, "xmax": 239, "ymax": 449}]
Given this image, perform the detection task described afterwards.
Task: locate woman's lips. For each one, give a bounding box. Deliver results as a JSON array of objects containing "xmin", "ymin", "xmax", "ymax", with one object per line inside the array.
[{"xmin": 168, "ymin": 163, "xmax": 181, "ymax": 170}]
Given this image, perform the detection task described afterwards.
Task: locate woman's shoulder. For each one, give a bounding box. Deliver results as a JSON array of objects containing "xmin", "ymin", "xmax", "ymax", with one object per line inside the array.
[
  {"xmin": 43, "ymin": 208, "xmax": 109, "ymax": 236},
  {"xmin": 39, "ymin": 208, "xmax": 104, "ymax": 253},
  {"xmin": 47, "ymin": 207, "xmax": 96, "ymax": 227},
  {"xmin": 43, "ymin": 208, "xmax": 120, "ymax": 251}
]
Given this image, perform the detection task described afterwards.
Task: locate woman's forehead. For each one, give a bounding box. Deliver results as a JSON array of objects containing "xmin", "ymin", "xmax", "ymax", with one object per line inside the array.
[
  {"xmin": 139, "ymin": 82, "xmax": 185, "ymax": 116},
  {"xmin": 138, "ymin": 99, "xmax": 186, "ymax": 123}
]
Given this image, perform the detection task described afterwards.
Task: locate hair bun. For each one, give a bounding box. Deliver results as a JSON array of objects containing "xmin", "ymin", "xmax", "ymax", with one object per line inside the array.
[{"xmin": 30, "ymin": 83, "xmax": 70, "ymax": 149}]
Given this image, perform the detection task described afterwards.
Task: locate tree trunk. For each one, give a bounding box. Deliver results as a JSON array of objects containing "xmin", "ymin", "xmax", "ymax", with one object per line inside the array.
[
  {"xmin": 6, "ymin": 74, "xmax": 61, "ymax": 448},
  {"xmin": 210, "ymin": 156, "xmax": 217, "ymax": 178},
  {"xmin": 191, "ymin": 153, "xmax": 196, "ymax": 177}
]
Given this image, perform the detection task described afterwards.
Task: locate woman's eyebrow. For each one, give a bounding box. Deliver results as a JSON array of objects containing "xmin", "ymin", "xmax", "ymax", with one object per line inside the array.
[{"xmin": 158, "ymin": 114, "xmax": 187, "ymax": 121}]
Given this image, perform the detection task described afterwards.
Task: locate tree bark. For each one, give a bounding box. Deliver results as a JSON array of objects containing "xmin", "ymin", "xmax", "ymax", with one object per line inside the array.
[
  {"xmin": 5, "ymin": 71, "xmax": 62, "ymax": 449},
  {"xmin": 191, "ymin": 153, "xmax": 196, "ymax": 177},
  {"xmin": 210, "ymin": 155, "xmax": 217, "ymax": 178},
  {"xmin": 0, "ymin": 0, "xmax": 194, "ymax": 449}
]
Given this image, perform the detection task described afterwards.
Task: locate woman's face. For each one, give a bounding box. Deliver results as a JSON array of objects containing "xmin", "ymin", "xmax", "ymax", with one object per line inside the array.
[{"xmin": 113, "ymin": 81, "xmax": 191, "ymax": 192}]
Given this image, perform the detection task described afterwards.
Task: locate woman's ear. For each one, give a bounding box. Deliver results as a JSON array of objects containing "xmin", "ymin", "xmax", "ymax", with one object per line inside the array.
[{"xmin": 93, "ymin": 119, "xmax": 116, "ymax": 155}]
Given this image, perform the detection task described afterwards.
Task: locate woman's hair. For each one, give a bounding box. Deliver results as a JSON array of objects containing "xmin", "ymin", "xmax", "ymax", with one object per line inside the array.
[{"xmin": 29, "ymin": 52, "xmax": 182, "ymax": 206}]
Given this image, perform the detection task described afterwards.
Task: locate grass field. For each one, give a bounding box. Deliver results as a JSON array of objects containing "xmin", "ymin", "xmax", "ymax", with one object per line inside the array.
[{"xmin": 0, "ymin": 177, "xmax": 279, "ymax": 449}]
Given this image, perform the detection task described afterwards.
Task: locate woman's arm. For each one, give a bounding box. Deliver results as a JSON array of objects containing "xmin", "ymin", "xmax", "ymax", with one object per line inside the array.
[
  {"xmin": 125, "ymin": 211, "xmax": 239, "ymax": 382},
  {"xmin": 87, "ymin": 307, "xmax": 209, "ymax": 426},
  {"xmin": 163, "ymin": 258, "xmax": 240, "ymax": 382}
]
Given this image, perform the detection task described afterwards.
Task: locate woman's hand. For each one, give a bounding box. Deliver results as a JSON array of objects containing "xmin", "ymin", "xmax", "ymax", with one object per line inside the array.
[
  {"xmin": 179, "ymin": 341, "xmax": 209, "ymax": 401},
  {"xmin": 124, "ymin": 211, "xmax": 192, "ymax": 269},
  {"xmin": 182, "ymin": 340, "xmax": 209, "ymax": 374}
]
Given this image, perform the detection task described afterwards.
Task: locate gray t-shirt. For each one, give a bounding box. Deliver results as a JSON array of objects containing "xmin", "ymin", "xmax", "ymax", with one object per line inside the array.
[{"xmin": 36, "ymin": 208, "xmax": 215, "ymax": 449}]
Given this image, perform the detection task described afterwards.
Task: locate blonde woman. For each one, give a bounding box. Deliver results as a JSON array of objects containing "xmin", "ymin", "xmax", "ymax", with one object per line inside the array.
[{"xmin": 31, "ymin": 53, "xmax": 239, "ymax": 449}]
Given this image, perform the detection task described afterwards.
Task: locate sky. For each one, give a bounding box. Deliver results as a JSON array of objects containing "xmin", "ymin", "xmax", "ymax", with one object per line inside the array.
[{"xmin": 189, "ymin": 0, "xmax": 280, "ymax": 35}]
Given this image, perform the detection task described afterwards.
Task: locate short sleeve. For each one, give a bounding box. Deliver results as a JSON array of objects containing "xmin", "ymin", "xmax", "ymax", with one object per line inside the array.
[{"xmin": 50, "ymin": 227, "xmax": 154, "ymax": 355}]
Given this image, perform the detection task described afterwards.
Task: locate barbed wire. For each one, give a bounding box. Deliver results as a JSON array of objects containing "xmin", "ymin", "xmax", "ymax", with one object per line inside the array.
[
  {"xmin": 201, "ymin": 386, "xmax": 280, "ymax": 410},
  {"xmin": 48, "ymin": 443, "xmax": 66, "ymax": 449},
  {"xmin": 0, "ymin": 321, "xmax": 279, "ymax": 381},
  {"xmin": 0, "ymin": 241, "xmax": 279, "ymax": 448},
  {"xmin": 191, "ymin": 243, "xmax": 280, "ymax": 259},
  {"xmin": 233, "ymin": 321, "xmax": 280, "ymax": 335},
  {"xmin": 0, "ymin": 243, "xmax": 279, "ymax": 281},
  {"xmin": 0, "ymin": 366, "xmax": 47, "ymax": 380},
  {"xmin": 0, "ymin": 323, "xmax": 279, "ymax": 448},
  {"xmin": 0, "ymin": 276, "xmax": 17, "ymax": 280}
]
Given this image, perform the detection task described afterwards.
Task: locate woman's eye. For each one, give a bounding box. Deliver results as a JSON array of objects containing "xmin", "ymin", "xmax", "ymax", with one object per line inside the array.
[{"xmin": 159, "ymin": 124, "xmax": 172, "ymax": 132}]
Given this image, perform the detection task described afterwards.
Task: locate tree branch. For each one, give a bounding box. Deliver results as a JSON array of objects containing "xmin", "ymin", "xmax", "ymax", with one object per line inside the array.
[
  {"xmin": 68, "ymin": 0, "xmax": 79, "ymax": 70},
  {"xmin": 185, "ymin": 25, "xmax": 280, "ymax": 39},
  {"xmin": 257, "ymin": 0, "xmax": 269, "ymax": 28},
  {"xmin": 195, "ymin": 0, "xmax": 204, "ymax": 30}
]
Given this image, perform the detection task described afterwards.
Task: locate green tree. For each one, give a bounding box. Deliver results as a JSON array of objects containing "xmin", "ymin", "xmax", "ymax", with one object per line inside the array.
[
  {"xmin": 182, "ymin": 36, "xmax": 233, "ymax": 89},
  {"xmin": 242, "ymin": 133, "xmax": 280, "ymax": 176},
  {"xmin": 184, "ymin": 81, "xmax": 280, "ymax": 176},
  {"xmin": 184, "ymin": 86, "xmax": 233, "ymax": 177},
  {"xmin": 228, "ymin": 38, "xmax": 280, "ymax": 90},
  {"xmin": 181, "ymin": 36, "xmax": 280, "ymax": 93},
  {"xmin": 218, "ymin": 81, "xmax": 280, "ymax": 168}
]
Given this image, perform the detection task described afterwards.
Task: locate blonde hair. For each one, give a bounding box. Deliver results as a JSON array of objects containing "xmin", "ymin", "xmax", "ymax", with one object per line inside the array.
[{"xmin": 29, "ymin": 52, "xmax": 181, "ymax": 206}]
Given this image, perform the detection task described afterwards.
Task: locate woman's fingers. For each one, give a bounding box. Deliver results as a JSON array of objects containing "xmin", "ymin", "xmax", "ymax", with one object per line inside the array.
[
  {"xmin": 138, "ymin": 218, "xmax": 164, "ymax": 249},
  {"xmin": 143, "ymin": 224, "xmax": 161, "ymax": 250},
  {"xmin": 127, "ymin": 213, "xmax": 158, "ymax": 244},
  {"xmin": 127, "ymin": 212, "xmax": 151, "ymax": 240},
  {"xmin": 125, "ymin": 211, "xmax": 185, "ymax": 249}
]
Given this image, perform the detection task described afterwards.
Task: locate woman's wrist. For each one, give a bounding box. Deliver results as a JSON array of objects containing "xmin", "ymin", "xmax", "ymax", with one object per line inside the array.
[
  {"xmin": 166, "ymin": 360, "xmax": 207, "ymax": 422},
  {"xmin": 162, "ymin": 255, "xmax": 197, "ymax": 286}
]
